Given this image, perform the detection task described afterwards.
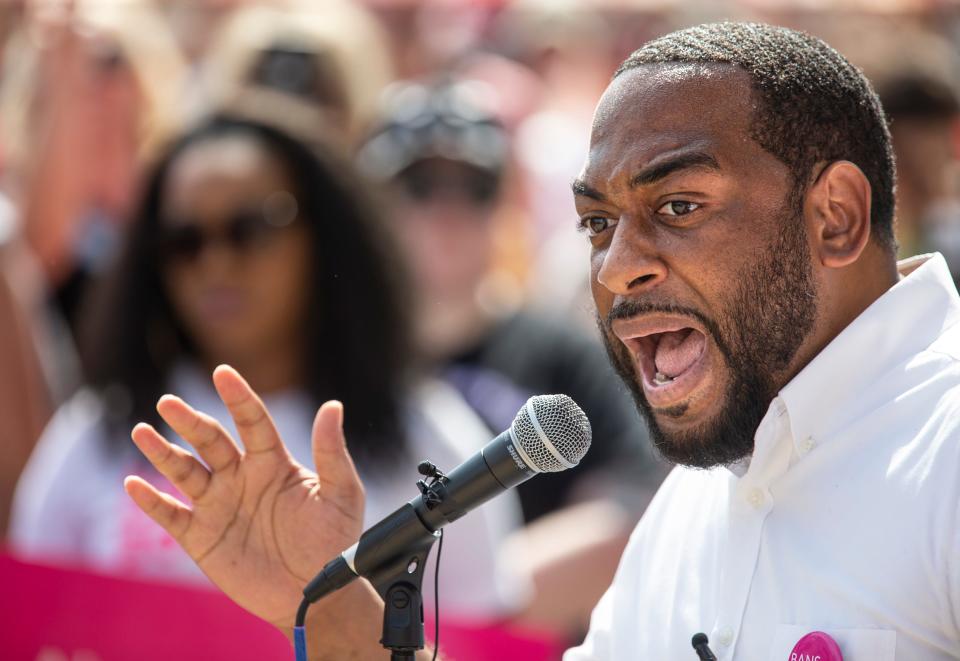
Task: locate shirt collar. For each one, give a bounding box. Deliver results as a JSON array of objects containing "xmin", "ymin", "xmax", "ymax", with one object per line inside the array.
[{"xmin": 778, "ymin": 252, "xmax": 960, "ymax": 456}]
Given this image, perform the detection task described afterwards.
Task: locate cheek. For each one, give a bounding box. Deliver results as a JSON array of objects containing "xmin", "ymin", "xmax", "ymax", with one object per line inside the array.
[
  {"xmin": 405, "ymin": 221, "xmax": 491, "ymax": 287},
  {"xmin": 162, "ymin": 268, "xmax": 197, "ymax": 317},
  {"xmin": 589, "ymin": 247, "xmax": 613, "ymax": 315},
  {"xmin": 241, "ymin": 237, "xmax": 313, "ymax": 325}
]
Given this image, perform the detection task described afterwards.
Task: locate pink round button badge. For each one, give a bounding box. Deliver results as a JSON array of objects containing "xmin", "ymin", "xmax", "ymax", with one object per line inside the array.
[{"xmin": 788, "ymin": 631, "xmax": 843, "ymax": 661}]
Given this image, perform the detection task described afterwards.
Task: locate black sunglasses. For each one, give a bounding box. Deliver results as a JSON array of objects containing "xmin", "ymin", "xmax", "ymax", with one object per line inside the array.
[
  {"xmin": 157, "ymin": 207, "xmax": 298, "ymax": 264},
  {"xmin": 397, "ymin": 168, "xmax": 501, "ymax": 207}
]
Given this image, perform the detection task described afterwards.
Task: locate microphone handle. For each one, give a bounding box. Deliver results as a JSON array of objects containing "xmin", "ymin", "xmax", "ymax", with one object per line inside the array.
[
  {"xmin": 415, "ymin": 429, "xmax": 537, "ymax": 530},
  {"xmin": 303, "ymin": 429, "xmax": 539, "ymax": 603}
]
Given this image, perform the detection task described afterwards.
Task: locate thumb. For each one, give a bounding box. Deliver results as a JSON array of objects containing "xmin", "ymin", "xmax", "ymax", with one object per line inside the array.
[{"xmin": 312, "ymin": 401, "xmax": 363, "ymax": 496}]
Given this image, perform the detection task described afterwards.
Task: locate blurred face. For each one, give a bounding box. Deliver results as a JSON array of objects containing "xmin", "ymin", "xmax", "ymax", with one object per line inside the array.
[
  {"xmin": 91, "ymin": 48, "xmax": 142, "ymax": 218},
  {"xmin": 392, "ymin": 159, "xmax": 500, "ymax": 351},
  {"xmin": 576, "ymin": 66, "xmax": 819, "ymax": 468},
  {"xmin": 160, "ymin": 135, "xmax": 311, "ymax": 365},
  {"xmin": 890, "ymin": 116, "xmax": 958, "ymax": 208}
]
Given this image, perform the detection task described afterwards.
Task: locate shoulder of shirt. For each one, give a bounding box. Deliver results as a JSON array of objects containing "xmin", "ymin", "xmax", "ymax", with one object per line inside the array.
[
  {"xmin": 927, "ymin": 318, "xmax": 960, "ymax": 363},
  {"xmin": 915, "ymin": 323, "xmax": 960, "ymax": 431},
  {"xmin": 912, "ymin": 358, "xmax": 960, "ymax": 445},
  {"xmin": 11, "ymin": 388, "xmax": 114, "ymax": 540},
  {"xmin": 37, "ymin": 388, "xmax": 109, "ymax": 455},
  {"xmin": 23, "ymin": 388, "xmax": 119, "ymax": 478}
]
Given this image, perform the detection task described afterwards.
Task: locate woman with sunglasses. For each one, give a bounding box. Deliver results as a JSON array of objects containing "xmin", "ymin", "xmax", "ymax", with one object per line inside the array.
[{"xmin": 10, "ymin": 115, "xmax": 529, "ymax": 623}]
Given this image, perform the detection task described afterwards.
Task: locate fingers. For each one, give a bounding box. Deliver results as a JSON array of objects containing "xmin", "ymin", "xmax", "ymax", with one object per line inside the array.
[
  {"xmin": 123, "ymin": 475, "xmax": 192, "ymax": 541},
  {"xmin": 131, "ymin": 423, "xmax": 211, "ymax": 501},
  {"xmin": 212, "ymin": 365, "xmax": 285, "ymax": 456},
  {"xmin": 157, "ymin": 395, "xmax": 241, "ymax": 472},
  {"xmin": 312, "ymin": 401, "xmax": 363, "ymax": 496}
]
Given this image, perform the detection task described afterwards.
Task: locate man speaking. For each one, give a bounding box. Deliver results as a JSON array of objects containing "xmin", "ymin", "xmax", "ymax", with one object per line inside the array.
[{"xmin": 124, "ymin": 22, "xmax": 960, "ymax": 660}]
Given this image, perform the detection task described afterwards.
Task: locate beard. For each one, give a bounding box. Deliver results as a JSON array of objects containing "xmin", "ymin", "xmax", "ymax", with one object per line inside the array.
[{"xmin": 599, "ymin": 206, "xmax": 818, "ymax": 469}]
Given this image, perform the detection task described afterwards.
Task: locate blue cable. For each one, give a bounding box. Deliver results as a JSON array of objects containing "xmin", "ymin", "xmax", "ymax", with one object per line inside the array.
[{"xmin": 294, "ymin": 625, "xmax": 308, "ymax": 661}]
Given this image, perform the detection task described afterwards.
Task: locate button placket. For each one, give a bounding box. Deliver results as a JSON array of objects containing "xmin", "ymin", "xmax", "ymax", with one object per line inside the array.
[
  {"xmin": 710, "ymin": 407, "xmax": 787, "ymax": 660},
  {"xmin": 710, "ymin": 492, "xmax": 771, "ymax": 659}
]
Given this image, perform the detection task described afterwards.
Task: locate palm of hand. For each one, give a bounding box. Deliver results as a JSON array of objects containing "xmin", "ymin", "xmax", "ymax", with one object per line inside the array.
[
  {"xmin": 125, "ymin": 366, "xmax": 365, "ymax": 630},
  {"xmin": 194, "ymin": 461, "xmax": 362, "ymax": 628}
]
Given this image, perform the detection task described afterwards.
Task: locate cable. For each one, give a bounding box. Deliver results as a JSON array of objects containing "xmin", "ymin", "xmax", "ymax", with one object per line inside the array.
[
  {"xmin": 296, "ymin": 598, "xmax": 309, "ymax": 628},
  {"xmin": 294, "ymin": 597, "xmax": 310, "ymax": 661},
  {"xmin": 293, "ymin": 531, "xmax": 445, "ymax": 661},
  {"xmin": 431, "ymin": 528, "xmax": 444, "ymax": 661}
]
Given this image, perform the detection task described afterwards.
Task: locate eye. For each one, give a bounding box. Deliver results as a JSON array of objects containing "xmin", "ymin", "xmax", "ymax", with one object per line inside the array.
[
  {"xmin": 657, "ymin": 200, "xmax": 701, "ymax": 217},
  {"xmin": 579, "ymin": 216, "xmax": 618, "ymax": 237}
]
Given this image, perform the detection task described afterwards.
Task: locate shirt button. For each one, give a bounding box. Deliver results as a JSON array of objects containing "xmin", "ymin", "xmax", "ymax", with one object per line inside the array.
[
  {"xmin": 747, "ymin": 488, "xmax": 766, "ymax": 509},
  {"xmin": 716, "ymin": 625, "xmax": 735, "ymax": 646},
  {"xmin": 800, "ymin": 437, "xmax": 816, "ymax": 455}
]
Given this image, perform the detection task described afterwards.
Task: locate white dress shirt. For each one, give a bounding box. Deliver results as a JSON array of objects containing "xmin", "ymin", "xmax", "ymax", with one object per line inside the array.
[{"xmin": 566, "ymin": 253, "xmax": 960, "ymax": 660}]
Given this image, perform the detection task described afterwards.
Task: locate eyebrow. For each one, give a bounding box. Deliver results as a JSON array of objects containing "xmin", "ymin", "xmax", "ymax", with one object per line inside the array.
[
  {"xmin": 630, "ymin": 151, "xmax": 721, "ymax": 187},
  {"xmin": 571, "ymin": 151, "xmax": 721, "ymax": 202},
  {"xmin": 571, "ymin": 178, "xmax": 606, "ymax": 201}
]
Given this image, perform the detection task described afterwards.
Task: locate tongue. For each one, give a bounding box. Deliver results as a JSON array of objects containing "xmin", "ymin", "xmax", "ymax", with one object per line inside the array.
[{"xmin": 654, "ymin": 329, "xmax": 706, "ymax": 378}]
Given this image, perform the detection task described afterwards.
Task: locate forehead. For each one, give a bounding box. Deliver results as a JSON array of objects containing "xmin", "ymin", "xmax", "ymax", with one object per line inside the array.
[
  {"xmin": 165, "ymin": 135, "xmax": 293, "ymax": 212},
  {"xmin": 582, "ymin": 64, "xmax": 765, "ymax": 185},
  {"xmin": 171, "ymin": 135, "xmax": 285, "ymax": 186}
]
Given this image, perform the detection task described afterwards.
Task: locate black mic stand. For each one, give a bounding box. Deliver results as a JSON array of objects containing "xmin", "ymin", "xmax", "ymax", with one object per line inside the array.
[
  {"xmin": 373, "ymin": 533, "xmax": 438, "ymax": 660},
  {"xmin": 372, "ymin": 461, "xmax": 447, "ymax": 660}
]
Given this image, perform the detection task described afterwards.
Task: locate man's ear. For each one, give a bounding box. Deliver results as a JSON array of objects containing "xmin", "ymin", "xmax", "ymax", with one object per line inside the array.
[{"xmin": 803, "ymin": 161, "xmax": 872, "ymax": 269}]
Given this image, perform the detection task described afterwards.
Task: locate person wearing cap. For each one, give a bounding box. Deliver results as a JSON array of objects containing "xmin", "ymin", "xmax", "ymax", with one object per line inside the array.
[
  {"xmin": 122, "ymin": 23, "xmax": 960, "ymax": 661},
  {"xmin": 358, "ymin": 79, "xmax": 668, "ymax": 634}
]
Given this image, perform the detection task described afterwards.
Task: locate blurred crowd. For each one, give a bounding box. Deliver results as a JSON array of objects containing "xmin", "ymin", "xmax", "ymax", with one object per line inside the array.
[{"xmin": 1, "ymin": 0, "xmax": 960, "ymax": 649}]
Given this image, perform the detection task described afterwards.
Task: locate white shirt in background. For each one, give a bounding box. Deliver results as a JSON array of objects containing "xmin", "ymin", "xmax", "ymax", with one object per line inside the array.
[
  {"xmin": 566, "ymin": 253, "xmax": 960, "ymax": 660},
  {"xmin": 11, "ymin": 368, "xmax": 530, "ymax": 621}
]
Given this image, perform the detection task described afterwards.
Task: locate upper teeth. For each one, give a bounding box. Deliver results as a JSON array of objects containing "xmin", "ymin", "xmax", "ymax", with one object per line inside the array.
[{"xmin": 654, "ymin": 371, "xmax": 673, "ymax": 384}]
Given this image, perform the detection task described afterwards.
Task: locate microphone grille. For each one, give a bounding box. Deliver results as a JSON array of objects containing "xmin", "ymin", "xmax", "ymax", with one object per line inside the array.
[{"xmin": 510, "ymin": 394, "xmax": 592, "ymax": 473}]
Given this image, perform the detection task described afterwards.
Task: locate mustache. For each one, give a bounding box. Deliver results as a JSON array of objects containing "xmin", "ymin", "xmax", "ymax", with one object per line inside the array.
[{"xmin": 604, "ymin": 299, "xmax": 713, "ymax": 332}]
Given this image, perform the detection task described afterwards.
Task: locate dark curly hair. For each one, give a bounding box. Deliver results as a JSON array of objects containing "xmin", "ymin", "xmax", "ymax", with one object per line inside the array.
[
  {"xmin": 615, "ymin": 22, "xmax": 896, "ymax": 249},
  {"xmin": 81, "ymin": 115, "xmax": 412, "ymax": 463}
]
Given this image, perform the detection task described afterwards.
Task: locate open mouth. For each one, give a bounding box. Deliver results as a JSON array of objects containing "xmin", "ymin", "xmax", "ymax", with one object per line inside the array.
[
  {"xmin": 612, "ymin": 317, "xmax": 713, "ymax": 410},
  {"xmin": 638, "ymin": 328, "xmax": 705, "ymax": 383}
]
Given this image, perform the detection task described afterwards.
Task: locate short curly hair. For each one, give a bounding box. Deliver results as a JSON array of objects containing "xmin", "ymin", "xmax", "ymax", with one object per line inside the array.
[{"xmin": 615, "ymin": 22, "xmax": 896, "ymax": 249}]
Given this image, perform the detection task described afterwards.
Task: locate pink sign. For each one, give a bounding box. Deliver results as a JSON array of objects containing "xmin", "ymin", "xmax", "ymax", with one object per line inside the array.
[
  {"xmin": 789, "ymin": 631, "xmax": 844, "ymax": 661},
  {"xmin": 0, "ymin": 551, "xmax": 565, "ymax": 661}
]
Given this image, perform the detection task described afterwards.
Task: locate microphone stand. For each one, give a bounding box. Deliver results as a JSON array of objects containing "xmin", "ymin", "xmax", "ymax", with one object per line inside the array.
[
  {"xmin": 372, "ymin": 462, "xmax": 447, "ymax": 660},
  {"xmin": 373, "ymin": 533, "xmax": 438, "ymax": 660}
]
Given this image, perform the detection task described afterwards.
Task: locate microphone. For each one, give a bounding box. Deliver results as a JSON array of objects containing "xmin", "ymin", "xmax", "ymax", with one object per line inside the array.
[
  {"xmin": 692, "ymin": 633, "xmax": 718, "ymax": 661},
  {"xmin": 301, "ymin": 394, "xmax": 592, "ymax": 604}
]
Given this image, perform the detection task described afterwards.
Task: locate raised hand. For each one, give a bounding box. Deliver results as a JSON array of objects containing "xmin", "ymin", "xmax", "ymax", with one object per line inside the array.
[{"xmin": 124, "ymin": 365, "xmax": 368, "ymax": 632}]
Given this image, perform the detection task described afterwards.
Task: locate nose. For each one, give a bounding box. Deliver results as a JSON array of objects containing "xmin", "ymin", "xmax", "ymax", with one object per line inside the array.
[
  {"xmin": 595, "ymin": 216, "xmax": 667, "ymax": 295},
  {"xmin": 192, "ymin": 236, "xmax": 244, "ymax": 275}
]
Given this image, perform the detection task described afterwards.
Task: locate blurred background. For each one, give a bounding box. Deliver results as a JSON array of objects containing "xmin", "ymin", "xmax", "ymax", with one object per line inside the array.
[{"xmin": 0, "ymin": 0, "xmax": 959, "ymax": 659}]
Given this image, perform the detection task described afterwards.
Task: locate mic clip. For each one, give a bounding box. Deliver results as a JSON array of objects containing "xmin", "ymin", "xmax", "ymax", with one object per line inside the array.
[{"xmin": 416, "ymin": 460, "xmax": 449, "ymax": 510}]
